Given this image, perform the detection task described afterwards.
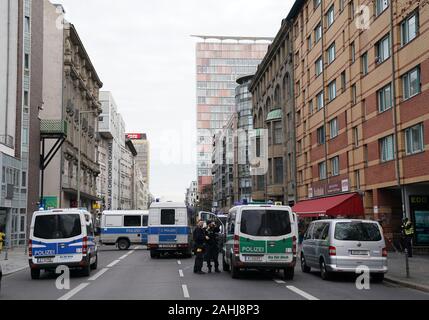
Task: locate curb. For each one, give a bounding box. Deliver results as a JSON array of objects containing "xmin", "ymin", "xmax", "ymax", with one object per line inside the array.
[
  {"xmin": 384, "ymin": 276, "xmax": 429, "ymax": 293},
  {"xmin": 3, "ymin": 265, "xmax": 29, "ymax": 276}
]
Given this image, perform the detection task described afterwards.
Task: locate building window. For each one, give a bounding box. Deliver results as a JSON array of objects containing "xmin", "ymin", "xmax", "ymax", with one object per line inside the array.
[
  {"xmin": 307, "ymin": 36, "xmax": 312, "ymax": 51},
  {"xmin": 380, "ymin": 135, "xmax": 395, "ymax": 162},
  {"xmin": 361, "ymin": 52, "xmax": 368, "ymax": 75},
  {"xmin": 326, "ymin": 5, "xmax": 335, "ymax": 28},
  {"xmin": 314, "ymin": 23, "xmax": 322, "ymax": 43},
  {"xmin": 402, "ymin": 66, "xmax": 421, "ymax": 100},
  {"xmin": 327, "ymin": 42, "xmax": 336, "ymax": 64},
  {"xmin": 273, "ymin": 121, "xmax": 283, "ymax": 145},
  {"xmin": 319, "ymin": 161, "xmax": 327, "ymax": 180},
  {"xmin": 375, "ymin": 0, "xmax": 389, "ymax": 17},
  {"xmin": 314, "ymin": 0, "xmax": 321, "ymax": 10},
  {"xmin": 350, "ymin": 0, "xmax": 355, "ymax": 18},
  {"xmin": 376, "ymin": 34, "xmax": 391, "ymax": 64},
  {"xmin": 355, "ymin": 170, "xmax": 361, "ymax": 189},
  {"xmin": 25, "ymin": 16, "xmax": 30, "ymax": 33},
  {"xmin": 331, "ymin": 156, "xmax": 340, "ymax": 176},
  {"xmin": 317, "ymin": 91, "xmax": 324, "ymax": 110},
  {"xmin": 351, "ymin": 84, "xmax": 357, "ymax": 105},
  {"xmin": 405, "ymin": 123, "xmax": 424, "ymax": 155},
  {"xmin": 351, "ymin": 41, "xmax": 356, "ymax": 63},
  {"xmin": 339, "ymin": 0, "xmax": 346, "ymax": 12},
  {"xmin": 330, "ymin": 118, "xmax": 339, "ymax": 139},
  {"xmin": 328, "ymin": 80, "xmax": 337, "ymax": 102},
  {"xmin": 315, "ymin": 56, "xmax": 323, "ymax": 76},
  {"xmin": 401, "ymin": 11, "xmax": 419, "ymax": 46},
  {"xmin": 24, "ymin": 91, "xmax": 29, "ymax": 107},
  {"xmin": 298, "ymin": 140, "xmax": 303, "ymax": 154},
  {"xmin": 353, "ymin": 126, "xmax": 359, "ymax": 147},
  {"xmin": 22, "ymin": 171, "xmax": 27, "ymax": 188},
  {"xmin": 309, "ymin": 99, "xmax": 314, "ymax": 114},
  {"xmin": 274, "ymin": 158, "xmax": 284, "ymax": 184},
  {"xmin": 341, "ymin": 71, "xmax": 346, "ymax": 92},
  {"xmin": 317, "ymin": 126, "xmax": 326, "ymax": 145},
  {"xmin": 378, "ymin": 83, "xmax": 393, "ymax": 112},
  {"xmin": 25, "ymin": 54, "xmax": 30, "ymax": 70}
]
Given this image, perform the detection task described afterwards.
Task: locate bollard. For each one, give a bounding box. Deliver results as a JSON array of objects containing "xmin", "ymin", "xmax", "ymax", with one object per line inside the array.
[{"xmin": 405, "ymin": 249, "xmax": 410, "ymax": 278}]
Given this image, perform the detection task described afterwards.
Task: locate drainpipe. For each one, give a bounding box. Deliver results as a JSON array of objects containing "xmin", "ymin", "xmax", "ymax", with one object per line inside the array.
[
  {"xmin": 4, "ymin": 0, "xmax": 11, "ymax": 140},
  {"xmin": 389, "ymin": 1, "xmax": 406, "ymax": 219},
  {"xmin": 321, "ymin": 0, "xmax": 329, "ymax": 194}
]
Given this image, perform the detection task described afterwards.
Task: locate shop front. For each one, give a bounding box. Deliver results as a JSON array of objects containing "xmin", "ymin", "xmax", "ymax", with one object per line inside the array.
[{"xmin": 409, "ymin": 195, "xmax": 429, "ymax": 246}]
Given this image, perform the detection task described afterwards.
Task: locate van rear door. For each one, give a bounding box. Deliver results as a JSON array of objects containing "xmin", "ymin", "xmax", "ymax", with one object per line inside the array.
[{"xmin": 333, "ymin": 221, "xmax": 385, "ymax": 269}]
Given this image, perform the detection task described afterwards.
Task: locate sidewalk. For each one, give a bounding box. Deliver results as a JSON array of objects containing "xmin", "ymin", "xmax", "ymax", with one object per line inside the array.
[
  {"xmin": 0, "ymin": 247, "xmax": 29, "ymax": 276},
  {"xmin": 385, "ymin": 252, "xmax": 429, "ymax": 293}
]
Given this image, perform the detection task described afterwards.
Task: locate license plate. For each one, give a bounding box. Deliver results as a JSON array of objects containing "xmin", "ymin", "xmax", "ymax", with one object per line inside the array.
[
  {"xmin": 160, "ymin": 245, "xmax": 176, "ymax": 248},
  {"xmin": 245, "ymin": 256, "xmax": 263, "ymax": 262},
  {"xmin": 350, "ymin": 250, "xmax": 369, "ymax": 256},
  {"xmin": 37, "ymin": 257, "xmax": 54, "ymax": 263}
]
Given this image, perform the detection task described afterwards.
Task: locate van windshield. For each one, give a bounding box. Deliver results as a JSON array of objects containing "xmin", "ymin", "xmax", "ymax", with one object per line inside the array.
[
  {"xmin": 334, "ymin": 222, "xmax": 382, "ymax": 241},
  {"xmin": 161, "ymin": 209, "xmax": 175, "ymax": 225},
  {"xmin": 34, "ymin": 214, "xmax": 82, "ymax": 239},
  {"xmin": 240, "ymin": 210, "xmax": 291, "ymax": 237}
]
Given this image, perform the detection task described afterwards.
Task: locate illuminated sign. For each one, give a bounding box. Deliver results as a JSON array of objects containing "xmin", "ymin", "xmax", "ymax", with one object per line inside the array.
[{"xmin": 126, "ymin": 133, "xmax": 144, "ymax": 140}]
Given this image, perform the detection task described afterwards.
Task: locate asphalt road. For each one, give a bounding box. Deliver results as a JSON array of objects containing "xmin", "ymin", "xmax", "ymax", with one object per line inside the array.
[{"xmin": 1, "ymin": 246, "xmax": 428, "ymax": 300}]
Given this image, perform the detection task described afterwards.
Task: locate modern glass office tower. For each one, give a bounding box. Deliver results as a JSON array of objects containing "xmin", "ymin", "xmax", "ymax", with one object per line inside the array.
[{"xmin": 194, "ymin": 36, "xmax": 271, "ymax": 194}]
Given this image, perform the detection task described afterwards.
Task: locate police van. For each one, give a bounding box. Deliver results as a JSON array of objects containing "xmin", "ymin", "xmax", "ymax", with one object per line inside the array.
[
  {"xmin": 100, "ymin": 210, "xmax": 149, "ymax": 250},
  {"xmin": 148, "ymin": 202, "xmax": 192, "ymax": 258},
  {"xmin": 222, "ymin": 204, "xmax": 298, "ymax": 280},
  {"xmin": 28, "ymin": 209, "xmax": 98, "ymax": 280}
]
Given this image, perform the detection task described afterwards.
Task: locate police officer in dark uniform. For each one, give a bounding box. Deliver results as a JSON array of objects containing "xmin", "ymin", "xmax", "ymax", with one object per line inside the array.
[
  {"xmin": 193, "ymin": 221, "xmax": 206, "ymax": 274},
  {"xmin": 205, "ymin": 221, "xmax": 221, "ymax": 273},
  {"xmin": 401, "ymin": 218, "xmax": 415, "ymax": 258}
]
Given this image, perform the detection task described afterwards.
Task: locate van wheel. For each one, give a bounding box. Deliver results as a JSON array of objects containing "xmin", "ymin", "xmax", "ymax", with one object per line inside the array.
[
  {"xmin": 150, "ymin": 250, "xmax": 159, "ymax": 259},
  {"xmin": 284, "ymin": 267, "xmax": 295, "ymax": 280},
  {"xmin": 372, "ymin": 273, "xmax": 384, "ymax": 283},
  {"xmin": 320, "ymin": 259, "xmax": 332, "ymax": 281},
  {"xmin": 231, "ymin": 262, "xmax": 241, "ymax": 279},
  {"xmin": 90, "ymin": 254, "xmax": 98, "ymax": 270},
  {"xmin": 301, "ymin": 254, "xmax": 311, "ymax": 273},
  {"xmin": 117, "ymin": 239, "xmax": 130, "ymax": 250},
  {"xmin": 31, "ymin": 269, "xmax": 40, "ymax": 280},
  {"xmin": 81, "ymin": 259, "xmax": 91, "ymax": 277},
  {"xmin": 222, "ymin": 254, "xmax": 230, "ymax": 272}
]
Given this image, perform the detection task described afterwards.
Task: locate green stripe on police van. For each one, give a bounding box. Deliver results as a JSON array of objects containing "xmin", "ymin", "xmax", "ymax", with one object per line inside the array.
[{"xmin": 239, "ymin": 237, "xmax": 293, "ymax": 254}]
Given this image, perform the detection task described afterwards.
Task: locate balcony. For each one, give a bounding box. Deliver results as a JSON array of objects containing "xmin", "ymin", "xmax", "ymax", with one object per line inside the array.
[
  {"xmin": 0, "ymin": 135, "xmax": 14, "ymax": 148},
  {"xmin": 40, "ymin": 120, "xmax": 68, "ymax": 138}
]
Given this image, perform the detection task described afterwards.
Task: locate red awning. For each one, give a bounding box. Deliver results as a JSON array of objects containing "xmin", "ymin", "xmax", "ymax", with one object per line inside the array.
[{"xmin": 292, "ymin": 193, "xmax": 364, "ymax": 218}]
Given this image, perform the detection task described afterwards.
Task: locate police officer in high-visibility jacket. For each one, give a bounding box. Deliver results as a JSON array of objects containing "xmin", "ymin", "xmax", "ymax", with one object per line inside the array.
[
  {"xmin": 401, "ymin": 218, "xmax": 414, "ymax": 258},
  {"xmin": 0, "ymin": 228, "xmax": 5, "ymax": 253}
]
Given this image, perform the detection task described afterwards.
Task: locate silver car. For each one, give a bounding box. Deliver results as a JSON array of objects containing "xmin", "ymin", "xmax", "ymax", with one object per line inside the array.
[{"xmin": 300, "ymin": 219, "xmax": 388, "ymax": 282}]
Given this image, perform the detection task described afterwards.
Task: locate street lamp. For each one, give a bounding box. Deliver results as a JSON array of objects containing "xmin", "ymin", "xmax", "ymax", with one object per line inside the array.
[{"xmin": 77, "ymin": 109, "xmax": 99, "ymax": 208}]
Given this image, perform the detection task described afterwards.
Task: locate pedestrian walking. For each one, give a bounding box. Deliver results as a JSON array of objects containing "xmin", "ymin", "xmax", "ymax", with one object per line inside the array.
[
  {"xmin": 205, "ymin": 221, "xmax": 221, "ymax": 273},
  {"xmin": 401, "ymin": 218, "xmax": 415, "ymax": 258},
  {"xmin": 193, "ymin": 220, "xmax": 206, "ymax": 274}
]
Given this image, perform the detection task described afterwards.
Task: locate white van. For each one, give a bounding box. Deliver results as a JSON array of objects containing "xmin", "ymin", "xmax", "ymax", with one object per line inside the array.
[
  {"xmin": 223, "ymin": 204, "xmax": 298, "ymax": 280},
  {"xmin": 100, "ymin": 210, "xmax": 149, "ymax": 250},
  {"xmin": 148, "ymin": 202, "xmax": 192, "ymax": 258},
  {"xmin": 29, "ymin": 209, "xmax": 98, "ymax": 279}
]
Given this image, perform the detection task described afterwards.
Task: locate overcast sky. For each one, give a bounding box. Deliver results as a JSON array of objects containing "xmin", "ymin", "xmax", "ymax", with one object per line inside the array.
[{"xmin": 55, "ymin": 0, "xmax": 294, "ymax": 202}]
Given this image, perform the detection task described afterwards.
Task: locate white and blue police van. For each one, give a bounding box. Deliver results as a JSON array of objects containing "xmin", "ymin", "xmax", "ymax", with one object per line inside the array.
[
  {"xmin": 100, "ymin": 210, "xmax": 149, "ymax": 250},
  {"xmin": 28, "ymin": 209, "xmax": 98, "ymax": 280},
  {"xmin": 148, "ymin": 202, "xmax": 192, "ymax": 258}
]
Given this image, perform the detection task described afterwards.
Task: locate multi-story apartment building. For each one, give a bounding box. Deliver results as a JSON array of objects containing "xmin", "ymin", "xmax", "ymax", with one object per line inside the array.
[
  {"xmin": 186, "ymin": 181, "xmax": 198, "ymax": 208},
  {"xmin": 41, "ymin": 2, "xmax": 102, "ymax": 212},
  {"xmin": 194, "ymin": 36, "xmax": 272, "ymax": 195},
  {"xmin": 98, "ymin": 91, "xmax": 125, "ymax": 211},
  {"xmin": 249, "ymin": 21, "xmax": 297, "ymax": 206},
  {"xmin": 255, "ymin": 0, "xmax": 429, "ymax": 246},
  {"xmin": 120, "ymin": 139, "xmax": 137, "ymax": 210},
  {"xmin": 0, "ymin": 0, "xmax": 43, "ymax": 246},
  {"xmin": 126, "ymin": 133, "xmax": 150, "ymax": 187}
]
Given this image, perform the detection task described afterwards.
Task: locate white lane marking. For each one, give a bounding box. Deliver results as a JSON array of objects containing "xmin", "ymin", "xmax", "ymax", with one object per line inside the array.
[
  {"xmin": 58, "ymin": 283, "xmax": 89, "ymax": 301},
  {"xmin": 274, "ymin": 279, "xmax": 286, "ymax": 284},
  {"xmin": 177, "ymin": 260, "xmax": 182, "ymax": 265},
  {"xmin": 126, "ymin": 250, "xmax": 135, "ymax": 256},
  {"xmin": 182, "ymin": 284, "xmax": 190, "ymax": 299},
  {"xmin": 286, "ymin": 286, "xmax": 319, "ymax": 301},
  {"xmin": 118, "ymin": 254, "xmax": 128, "ymax": 260},
  {"xmin": 134, "ymin": 246, "xmax": 141, "ymax": 250},
  {"xmin": 88, "ymin": 268, "xmax": 109, "ymax": 281},
  {"xmin": 107, "ymin": 260, "xmax": 120, "ymax": 268},
  {"xmin": 179, "ymin": 270, "xmax": 184, "ymax": 278}
]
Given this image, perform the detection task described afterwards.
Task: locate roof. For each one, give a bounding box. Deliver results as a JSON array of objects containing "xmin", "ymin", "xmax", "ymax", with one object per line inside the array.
[
  {"xmin": 150, "ymin": 202, "xmax": 187, "ymax": 209},
  {"xmin": 266, "ymin": 109, "xmax": 282, "ymax": 121},
  {"xmin": 292, "ymin": 193, "xmax": 364, "ymax": 218},
  {"xmin": 34, "ymin": 208, "xmax": 90, "ymax": 215},
  {"xmin": 191, "ymin": 35, "xmax": 274, "ymax": 42},
  {"xmin": 102, "ymin": 210, "xmax": 149, "ymax": 215}
]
